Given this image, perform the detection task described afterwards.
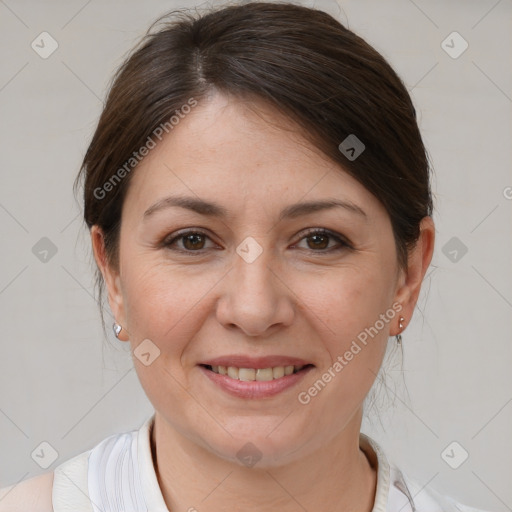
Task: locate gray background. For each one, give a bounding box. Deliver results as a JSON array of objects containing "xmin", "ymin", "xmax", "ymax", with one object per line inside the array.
[{"xmin": 0, "ymin": 0, "xmax": 510, "ymax": 510}]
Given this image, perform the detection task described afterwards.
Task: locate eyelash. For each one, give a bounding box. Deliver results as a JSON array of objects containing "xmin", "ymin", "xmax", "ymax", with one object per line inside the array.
[{"xmin": 162, "ymin": 228, "xmax": 351, "ymax": 255}]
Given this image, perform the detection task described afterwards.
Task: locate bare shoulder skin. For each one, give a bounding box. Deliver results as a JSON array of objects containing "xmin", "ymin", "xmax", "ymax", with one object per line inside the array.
[{"xmin": 0, "ymin": 472, "xmax": 54, "ymax": 512}]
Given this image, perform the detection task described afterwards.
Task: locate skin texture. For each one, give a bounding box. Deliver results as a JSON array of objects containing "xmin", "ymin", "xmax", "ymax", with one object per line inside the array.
[
  {"xmin": 0, "ymin": 472, "xmax": 54, "ymax": 512},
  {"xmin": 91, "ymin": 91, "xmax": 435, "ymax": 512}
]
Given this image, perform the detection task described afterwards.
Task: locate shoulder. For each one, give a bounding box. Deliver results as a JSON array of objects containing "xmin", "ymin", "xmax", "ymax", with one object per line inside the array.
[
  {"xmin": 0, "ymin": 471, "xmax": 54, "ymax": 512},
  {"xmin": 398, "ymin": 468, "xmax": 492, "ymax": 512},
  {"xmin": 361, "ymin": 433, "xmax": 490, "ymax": 512}
]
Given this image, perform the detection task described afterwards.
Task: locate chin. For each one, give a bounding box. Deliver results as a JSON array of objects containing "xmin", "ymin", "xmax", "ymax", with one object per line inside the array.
[{"xmin": 201, "ymin": 417, "xmax": 319, "ymax": 469}]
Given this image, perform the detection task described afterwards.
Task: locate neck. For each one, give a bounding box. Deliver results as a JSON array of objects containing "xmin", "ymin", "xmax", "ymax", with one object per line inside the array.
[{"xmin": 151, "ymin": 410, "xmax": 377, "ymax": 512}]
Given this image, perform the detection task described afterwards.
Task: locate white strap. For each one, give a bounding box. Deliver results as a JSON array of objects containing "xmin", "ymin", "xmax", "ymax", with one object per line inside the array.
[{"xmin": 88, "ymin": 430, "xmax": 148, "ymax": 512}]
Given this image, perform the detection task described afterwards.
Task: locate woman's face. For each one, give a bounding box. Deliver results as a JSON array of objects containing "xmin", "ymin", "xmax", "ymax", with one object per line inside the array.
[{"xmin": 95, "ymin": 92, "xmax": 426, "ymax": 466}]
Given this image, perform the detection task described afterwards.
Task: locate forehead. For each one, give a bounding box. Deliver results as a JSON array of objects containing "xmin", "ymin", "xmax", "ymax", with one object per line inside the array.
[{"xmin": 122, "ymin": 93, "xmax": 383, "ymax": 219}]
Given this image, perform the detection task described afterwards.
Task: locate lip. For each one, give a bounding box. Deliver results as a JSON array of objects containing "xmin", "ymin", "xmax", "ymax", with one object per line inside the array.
[
  {"xmin": 200, "ymin": 355, "xmax": 312, "ymax": 369},
  {"xmin": 198, "ymin": 362, "xmax": 314, "ymax": 399}
]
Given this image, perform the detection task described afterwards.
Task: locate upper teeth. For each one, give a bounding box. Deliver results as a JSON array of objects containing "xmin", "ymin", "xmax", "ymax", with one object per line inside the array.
[{"xmin": 209, "ymin": 365, "xmax": 304, "ymax": 381}]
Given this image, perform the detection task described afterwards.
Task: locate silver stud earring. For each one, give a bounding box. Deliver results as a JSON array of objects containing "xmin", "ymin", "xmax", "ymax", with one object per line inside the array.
[
  {"xmin": 396, "ymin": 316, "xmax": 405, "ymax": 345},
  {"xmin": 113, "ymin": 322, "xmax": 122, "ymax": 338}
]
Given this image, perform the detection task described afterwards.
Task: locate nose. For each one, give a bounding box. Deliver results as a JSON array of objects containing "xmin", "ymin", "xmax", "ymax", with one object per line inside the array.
[{"xmin": 215, "ymin": 245, "xmax": 295, "ymax": 337}]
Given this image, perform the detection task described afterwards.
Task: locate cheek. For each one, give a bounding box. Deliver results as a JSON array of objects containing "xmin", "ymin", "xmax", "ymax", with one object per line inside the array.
[
  {"xmin": 120, "ymin": 256, "xmax": 223, "ymax": 355},
  {"xmin": 119, "ymin": 260, "xmax": 214, "ymax": 409},
  {"xmin": 299, "ymin": 261, "xmax": 395, "ymax": 345},
  {"xmin": 293, "ymin": 262, "xmax": 395, "ymax": 397}
]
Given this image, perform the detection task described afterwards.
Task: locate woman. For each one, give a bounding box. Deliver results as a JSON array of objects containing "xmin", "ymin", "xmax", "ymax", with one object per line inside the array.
[{"xmin": 0, "ymin": 2, "xmax": 490, "ymax": 511}]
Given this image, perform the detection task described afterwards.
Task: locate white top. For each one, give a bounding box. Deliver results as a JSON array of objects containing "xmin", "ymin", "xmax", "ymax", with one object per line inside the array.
[{"xmin": 50, "ymin": 414, "xmax": 488, "ymax": 512}]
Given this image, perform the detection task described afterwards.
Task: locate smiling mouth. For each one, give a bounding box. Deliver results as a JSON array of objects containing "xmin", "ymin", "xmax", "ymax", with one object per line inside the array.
[{"xmin": 200, "ymin": 364, "xmax": 313, "ymax": 381}]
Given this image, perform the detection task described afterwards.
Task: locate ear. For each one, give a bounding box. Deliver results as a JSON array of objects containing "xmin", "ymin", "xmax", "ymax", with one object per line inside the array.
[
  {"xmin": 90, "ymin": 225, "xmax": 129, "ymax": 341},
  {"xmin": 391, "ymin": 216, "xmax": 435, "ymax": 335}
]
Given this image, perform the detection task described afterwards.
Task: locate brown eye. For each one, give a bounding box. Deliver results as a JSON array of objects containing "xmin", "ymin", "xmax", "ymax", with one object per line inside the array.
[
  {"xmin": 295, "ymin": 228, "xmax": 350, "ymax": 253},
  {"xmin": 306, "ymin": 233, "xmax": 330, "ymax": 250},
  {"xmin": 181, "ymin": 233, "xmax": 206, "ymax": 250},
  {"xmin": 163, "ymin": 230, "xmax": 214, "ymax": 253}
]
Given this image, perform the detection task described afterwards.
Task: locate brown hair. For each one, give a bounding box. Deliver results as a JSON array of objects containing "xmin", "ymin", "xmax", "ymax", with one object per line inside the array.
[{"xmin": 75, "ymin": 1, "xmax": 433, "ymax": 323}]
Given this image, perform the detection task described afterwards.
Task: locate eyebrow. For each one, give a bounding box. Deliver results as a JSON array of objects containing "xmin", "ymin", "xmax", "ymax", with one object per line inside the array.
[{"xmin": 143, "ymin": 195, "xmax": 367, "ymax": 221}]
